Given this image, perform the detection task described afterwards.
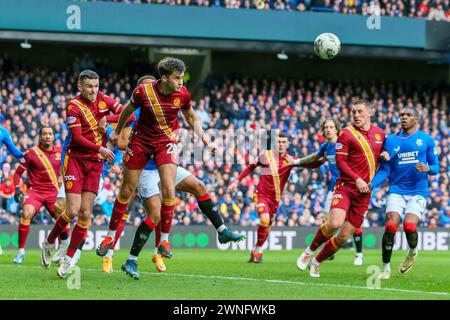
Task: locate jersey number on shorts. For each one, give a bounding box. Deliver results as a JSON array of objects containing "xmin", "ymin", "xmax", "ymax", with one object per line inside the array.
[{"xmin": 166, "ymin": 143, "xmax": 177, "ymax": 154}]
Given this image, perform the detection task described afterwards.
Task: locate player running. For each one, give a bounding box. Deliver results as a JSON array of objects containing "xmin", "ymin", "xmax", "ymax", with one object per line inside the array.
[
  {"xmin": 97, "ymin": 57, "xmax": 216, "ymax": 261},
  {"xmin": 228, "ymin": 132, "xmax": 296, "ymax": 263},
  {"xmin": 371, "ymin": 107, "xmax": 439, "ymax": 279},
  {"xmin": 286, "ymin": 119, "xmax": 364, "ymax": 266},
  {"xmin": 40, "ymin": 70, "xmax": 125, "ymax": 278},
  {"xmin": 12, "ymin": 127, "xmax": 62, "ymax": 264},
  {"xmin": 0, "ymin": 124, "xmax": 24, "ymax": 255},
  {"xmin": 296, "ymin": 99, "xmax": 385, "ymax": 277}
]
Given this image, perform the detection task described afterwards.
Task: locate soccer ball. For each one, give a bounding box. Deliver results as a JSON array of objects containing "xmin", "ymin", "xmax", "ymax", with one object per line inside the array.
[{"xmin": 314, "ymin": 33, "xmax": 341, "ymax": 60}]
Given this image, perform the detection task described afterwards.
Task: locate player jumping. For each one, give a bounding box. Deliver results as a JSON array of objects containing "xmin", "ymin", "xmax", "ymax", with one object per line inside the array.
[
  {"xmin": 97, "ymin": 58, "xmax": 216, "ymax": 264},
  {"xmin": 296, "ymin": 99, "xmax": 386, "ymax": 277},
  {"xmin": 371, "ymin": 107, "xmax": 439, "ymax": 279}
]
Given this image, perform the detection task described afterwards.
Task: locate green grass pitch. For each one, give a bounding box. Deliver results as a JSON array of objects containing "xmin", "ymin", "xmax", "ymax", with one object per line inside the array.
[{"xmin": 0, "ymin": 249, "xmax": 449, "ymax": 300}]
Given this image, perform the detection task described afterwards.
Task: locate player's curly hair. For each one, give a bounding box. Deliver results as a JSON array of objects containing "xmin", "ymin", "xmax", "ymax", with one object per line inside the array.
[
  {"xmin": 157, "ymin": 57, "xmax": 186, "ymax": 77},
  {"xmin": 320, "ymin": 118, "xmax": 341, "ymax": 136},
  {"xmin": 39, "ymin": 126, "xmax": 54, "ymax": 136}
]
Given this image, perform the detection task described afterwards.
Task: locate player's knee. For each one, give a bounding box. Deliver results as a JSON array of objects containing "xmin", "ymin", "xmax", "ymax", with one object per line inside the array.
[
  {"xmin": 403, "ymin": 221, "xmax": 416, "ymax": 233},
  {"xmin": 193, "ymin": 181, "xmax": 207, "ymax": 197},
  {"xmin": 326, "ymin": 219, "xmax": 341, "ymax": 231},
  {"xmin": 22, "ymin": 209, "xmax": 34, "ymax": 220},
  {"xmin": 385, "ymin": 221, "xmax": 398, "ymax": 234},
  {"xmin": 54, "ymin": 199, "xmax": 66, "ymax": 216},
  {"xmin": 259, "ymin": 215, "xmax": 271, "ymax": 227},
  {"xmin": 78, "ymin": 209, "xmax": 92, "ymax": 221}
]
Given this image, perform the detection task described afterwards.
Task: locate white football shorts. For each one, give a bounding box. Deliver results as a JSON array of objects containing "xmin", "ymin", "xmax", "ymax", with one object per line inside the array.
[
  {"xmin": 137, "ymin": 167, "xmax": 192, "ymax": 201},
  {"xmin": 385, "ymin": 193, "xmax": 427, "ymax": 219}
]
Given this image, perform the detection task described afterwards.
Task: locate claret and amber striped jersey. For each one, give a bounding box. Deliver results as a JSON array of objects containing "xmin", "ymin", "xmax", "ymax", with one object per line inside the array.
[
  {"xmin": 335, "ymin": 125, "xmax": 385, "ymax": 185},
  {"xmin": 66, "ymin": 92, "xmax": 120, "ymax": 160},
  {"xmin": 129, "ymin": 80, "xmax": 191, "ymax": 143},
  {"xmin": 254, "ymin": 151, "xmax": 295, "ymax": 202},
  {"xmin": 15, "ymin": 146, "xmax": 62, "ymax": 192}
]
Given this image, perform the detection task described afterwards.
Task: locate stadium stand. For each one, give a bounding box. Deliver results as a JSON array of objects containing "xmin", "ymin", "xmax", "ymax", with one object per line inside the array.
[
  {"xmin": 0, "ymin": 54, "xmax": 449, "ymax": 229},
  {"xmin": 80, "ymin": 0, "xmax": 450, "ymax": 21}
]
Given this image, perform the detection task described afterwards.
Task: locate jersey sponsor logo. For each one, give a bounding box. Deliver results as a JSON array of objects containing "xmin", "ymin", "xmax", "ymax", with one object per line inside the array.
[
  {"xmin": 333, "ymin": 193, "xmax": 343, "ymax": 199},
  {"xmin": 335, "ymin": 143, "xmax": 343, "ymax": 150},
  {"xmin": 257, "ymin": 202, "xmax": 266, "ymax": 213},
  {"xmin": 65, "ymin": 175, "xmax": 76, "ymax": 181},
  {"xmin": 98, "ymin": 101, "xmax": 107, "ymax": 110},
  {"xmin": 55, "ymin": 152, "xmax": 61, "ymax": 161},
  {"xmin": 173, "ymin": 98, "xmax": 181, "ymax": 108},
  {"xmin": 67, "ymin": 116, "xmax": 77, "ymax": 124},
  {"xmin": 374, "ymin": 133, "xmax": 382, "ymax": 141}
]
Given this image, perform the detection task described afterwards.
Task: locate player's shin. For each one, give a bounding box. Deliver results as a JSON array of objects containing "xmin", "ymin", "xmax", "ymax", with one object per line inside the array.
[
  {"xmin": 18, "ymin": 218, "xmax": 31, "ymax": 253},
  {"xmin": 382, "ymin": 222, "xmax": 398, "ymax": 270},
  {"xmin": 197, "ymin": 193, "xmax": 224, "ymax": 229},
  {"xmin": 316, "ymin": 236, "xmax": 342, "ymax": 263},
  {"xmin": 160, "ymin": 198, "xmax": 176, "ymax": 240},
  {"xmin": 66, "ymin": 220, "xmax": 90, "ymax": 258},
  {"xmin": 309, "ymin": 223, "xmax": 334, "ymax": 252},
  {"xmin": 107, "ymin": 214, "xmax": 127, "ymax": 258},
  {"xmin": 404, "ymin": 222, "xmax": 418, "ymax": 255},
  {"xmin": 47, "ymin": 212, "xmax": 72, "ymax": 244},
  {"xmin": 129, "ymin": 217, "xmax": 156, "ymax": 259},
  {"xmin": 108, "ymin": 196, "xmax": 129, "ymax": 236}
]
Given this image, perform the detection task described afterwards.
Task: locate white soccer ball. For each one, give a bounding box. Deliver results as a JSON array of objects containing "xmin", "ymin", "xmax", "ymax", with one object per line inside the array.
[{"xmin": 314, "ymin": 33, "xmax": 341, "ymax": 60}]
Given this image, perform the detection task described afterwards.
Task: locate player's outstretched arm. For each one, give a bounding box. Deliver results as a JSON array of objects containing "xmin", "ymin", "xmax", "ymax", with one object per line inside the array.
[
  {"xmin": 423, "ymin": 138, "xmax": 439, "ymax": 175},
  {"xmin": 227, "ymin": 164, "xmax": 258, "ymax": 192},
  {"xmin": 287, "ymin": 152, "xmax": 322, "ymax": 167}
]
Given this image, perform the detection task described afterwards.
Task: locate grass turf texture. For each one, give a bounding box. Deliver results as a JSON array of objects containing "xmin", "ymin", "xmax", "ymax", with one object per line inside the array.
[{"xmin": 0, "ymin": 249, "xmax": 448, "ymax": 300}]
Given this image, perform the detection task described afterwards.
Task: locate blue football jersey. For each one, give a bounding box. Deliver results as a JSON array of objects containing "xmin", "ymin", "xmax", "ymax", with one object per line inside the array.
[
  {"xmin": 317, "ymin": 141, "xmax": 340, "ymax": 190},
  {"xmin": 371, "ymin": 130, "xmax": 439, "ymax": 197}
]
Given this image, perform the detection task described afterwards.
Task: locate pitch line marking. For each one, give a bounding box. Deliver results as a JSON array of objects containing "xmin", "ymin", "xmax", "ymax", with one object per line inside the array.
[{"xmin": 1, "ymin": 263, "xmax": 449, "ymax": 297}]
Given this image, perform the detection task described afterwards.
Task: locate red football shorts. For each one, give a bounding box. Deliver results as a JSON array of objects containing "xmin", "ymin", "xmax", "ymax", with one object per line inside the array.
[
  {"xmin": 124, "ymin": 137, "xmax": 178, "ymax": 169},
  {"xmin": 254, "ymin": 193, "xmax": 279, "ymax": 221},
  {"xmin": 23, "ymin": 188, "xmax": 57, "ymax": 218},
  {"xmin": 64, "ymin": 156, "xmax": 103, "ymax": 195},
  {"xmin": 330, "ymin": 182, "xmax": 370, "ymax": 228}
]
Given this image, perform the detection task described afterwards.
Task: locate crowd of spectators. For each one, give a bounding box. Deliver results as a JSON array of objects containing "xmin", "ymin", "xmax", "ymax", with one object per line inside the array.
[
  {"xmin": 81, "ymin": 0, "xmax": 450, "ymax": 21},
  {"xmin": 0, "ymin": 54, "xmax": 449, "ymax": 230}
]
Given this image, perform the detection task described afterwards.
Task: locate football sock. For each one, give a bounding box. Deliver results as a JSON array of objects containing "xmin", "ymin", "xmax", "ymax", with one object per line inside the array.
[
  {"xmin": 256, "ymin": 225, "xmax": 270, "ymax": 247},
  {"xmin": 155, "ymin": 222, "xmax": 161, "ymax": 247},
  {"xmin": 382, "ymin": 231, "xmax": 395, "ymax": 264},
  {"xmin": 161, "ymin": 233, "xmax": 169, "ymax": 243},
  {"xmin": 254, "ymin": 246, "xmax": 264, "ymax": 254},
  {"xmin": 18, "ymin": 220, "xmax": 30, "ymax": 249},
  {"xmin": 109, "ymin": 197, "xmax": 128, "ymax": 231},
  {"xmin": 310, "ymin": 223, "xmax": 333, "ymax": 251},
  {"xmin": 130, "ymin": 218, "xmax": 155, "ymax": 257},
  {"xmin": 66, "ymin": 222, "xmax": 89, "ymax": 258},
  {"xmin": 404, "ymin": 222, "xmax": 418, "ymax": 253},
  {"xmin": 106, "ymin": 250, "xmax": 114, "ymax": 259},
  {"xmin": 353, "ymin": 229, "xmax": 363, "ymax": 254},
  {"xmin": 18, "ymin": 248, "xmax": 25, "ymax": 255},
  {"xmin": 197, "ymin": 193, "xmax": 224, "ymax": 229},
  {"xmin": 111, "ymin": 217, "xmax": 126, "ymax": 250},
  {"xmin": 47, "ymin": 214, "xmax": 71, "ymax": 245},
  {"xmin": 316, "ymin": 237, "xmax": 341, "ymax": 263},
  {"xmin": 160, "ymin": 202, "xmax": 175, "ymax": 234}
]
